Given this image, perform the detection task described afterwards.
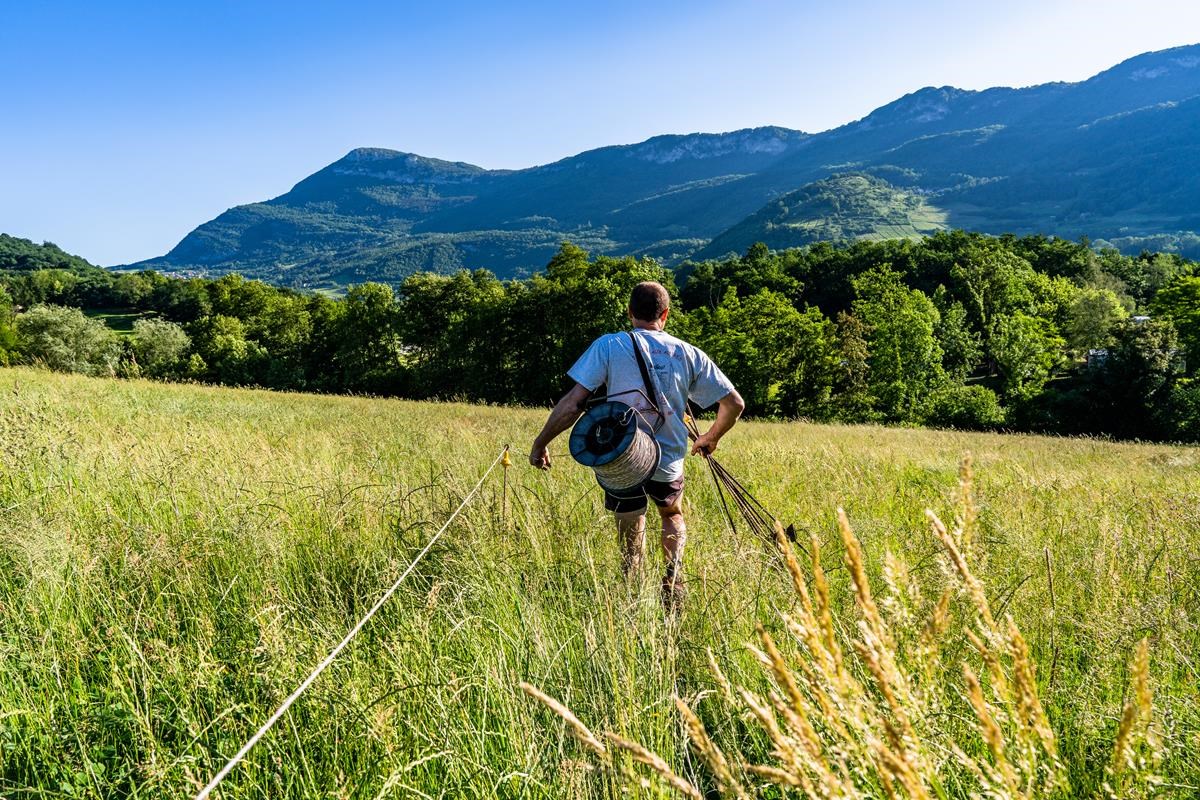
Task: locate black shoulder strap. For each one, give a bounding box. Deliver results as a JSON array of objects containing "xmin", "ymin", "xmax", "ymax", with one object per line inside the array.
[{"xmin": 628, "ymin": 330, "xmax": 663, "ymax": 418}]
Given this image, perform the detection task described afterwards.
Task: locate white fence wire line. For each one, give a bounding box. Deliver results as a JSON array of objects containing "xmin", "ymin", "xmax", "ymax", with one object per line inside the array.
[{"xmin": 195, "ymin": 447, "xmax": 509, "ymax": 800}]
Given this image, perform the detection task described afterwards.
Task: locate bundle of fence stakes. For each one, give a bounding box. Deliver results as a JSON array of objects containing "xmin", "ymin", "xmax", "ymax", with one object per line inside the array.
[{"xmin": 683, "ymin": 411, "xmax": 797, "ymax": 548}]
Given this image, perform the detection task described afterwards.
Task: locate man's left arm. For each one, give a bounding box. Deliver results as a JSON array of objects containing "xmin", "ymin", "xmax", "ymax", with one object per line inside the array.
[
  {"xmin": 691, "ymin": 390, "xmax": 745, "ymax": 456},
  {"xmin": 530, "ymin": 382, "xmax": 592, "ymax": 469}
]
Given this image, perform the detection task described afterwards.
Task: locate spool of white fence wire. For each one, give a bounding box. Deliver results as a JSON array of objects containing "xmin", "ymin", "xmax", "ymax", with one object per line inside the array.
[{"xmin": 569, "ymin": 401, "xmax": 661, "ymax": 491}]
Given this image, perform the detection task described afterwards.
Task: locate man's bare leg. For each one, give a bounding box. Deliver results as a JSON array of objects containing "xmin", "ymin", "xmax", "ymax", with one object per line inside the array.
[
  {"xmin": 657, "ymin": 500, "xmax": 687, "ymax": 610},
  {"xmin": 615, "ymin": 510, "xmax": 646, "ymax": 578},
  {"xmin": 657, "ymin": 500, "xmax": 686, "ymax": 568}
]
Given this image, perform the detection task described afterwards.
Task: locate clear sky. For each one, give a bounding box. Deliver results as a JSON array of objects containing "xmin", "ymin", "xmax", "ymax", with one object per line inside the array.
[{"xmin": 2, "ymin": 0, "xmax": 1198, "ymax": 266}]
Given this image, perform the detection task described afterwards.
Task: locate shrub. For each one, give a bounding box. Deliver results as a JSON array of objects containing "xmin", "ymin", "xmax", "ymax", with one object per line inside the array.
[
  {"xmin": 924, "ymin": 384, "xmax": 1006, "ymax": 430},
  {"xmin": 16, "ymin": 304, "xmax": 121, "ymax": 376},
  {"xmin": 129, "ymin": 317, "xmax": 191, "ymax": 379}
]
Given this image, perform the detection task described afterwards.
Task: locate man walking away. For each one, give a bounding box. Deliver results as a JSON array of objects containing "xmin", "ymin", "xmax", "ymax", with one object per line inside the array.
[{"xmin": 529, "ymin": 281, "xmax": 744, "ymax": 611}]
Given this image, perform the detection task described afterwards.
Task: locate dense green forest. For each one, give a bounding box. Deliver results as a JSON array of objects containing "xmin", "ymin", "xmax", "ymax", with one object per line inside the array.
[{"xmin": 3, "ymin": 231, "xmax": 1200, "ymax": 440}]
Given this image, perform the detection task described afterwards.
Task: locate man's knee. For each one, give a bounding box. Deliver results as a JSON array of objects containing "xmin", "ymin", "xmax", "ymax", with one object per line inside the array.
[
  {"xmin": 656, "ymin": 501, "xmax": 683, "ymax": 521},
  {"xmin": 615, "ymin": 509, "xmax": 647, "ymax": 526}
]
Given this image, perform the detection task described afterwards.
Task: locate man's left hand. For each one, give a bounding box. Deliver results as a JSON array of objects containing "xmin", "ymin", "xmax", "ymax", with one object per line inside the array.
[{"xmin": 691, "ymin": 433, "xmax": 718, "ymax": 456}]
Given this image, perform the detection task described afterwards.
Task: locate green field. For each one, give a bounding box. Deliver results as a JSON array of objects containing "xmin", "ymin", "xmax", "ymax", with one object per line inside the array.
[
  {"xmin": 82, "ymin": 308, "xmax": 156, "ymax": 336},
  {"xmin": 1, "ymin": 367, "xmax": 1197, "ymax": 798}
]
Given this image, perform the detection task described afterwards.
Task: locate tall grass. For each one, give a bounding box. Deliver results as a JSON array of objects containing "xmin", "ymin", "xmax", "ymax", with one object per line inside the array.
[
  {"xmin": 1, "ymin": 367, "xmax": 1198, "ymax": 797},
  {"xmin": 525, "ymin": 478, "xmax": 1164, "ymax": 797}
]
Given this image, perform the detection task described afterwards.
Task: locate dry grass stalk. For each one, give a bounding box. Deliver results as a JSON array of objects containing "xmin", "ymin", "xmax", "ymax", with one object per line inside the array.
[
  {"xmin": 852, "ymin": 624, "xmax": 918, "ymax": 755},
  {"xmin": 963, "ymin": 664, "xmax": 1022, "ymax": 796},
  {"xmin": 881, "ymin": 550, "xmax": 918, "ymax": 629},
  {"xmin": 737, "ymin": 688, "xmax": 844, "ymax": 798},
  {"xmin": 774, "ymin": 527, "xmax": 855, "ymax": 741},
  {"xmin": 918, "ymin": 588, "xmax": 953, "ymax": 680},
  {"xmin": 779, "ymin": 612, "xmax": 853, "ymax": 740},
  {"xmin": 965, "ymin": 626, "xmax": 1014, "ymax": 708},
  {"xmin": 603, "ymin": 732, "xmax": 703, "ymax": 800},
  {"xmin": 928, "ymin": 509, "xmax": 998, "ymax": 635},
  {"xmin": 736, "ymin": 688, "xmax": 796, "ymax": 765},
  {"xmin": 676, "ymin": 696, "xmax": 748, "ymax": 798},
  {"xmin": 838, "ymin": 508, "xmax": 887, "ymax": 642},
  {"xmin": 807, "ymin": 529, "xmax": 845, "ymax": 681},
  {"xmin": 871, "ymin": 735, "xmax": 932, "ymax": 800},
  {"xmin": 706, "ymin": 646, "xmax": 735, "ymax": 706},
  {"xmin": 957, "ymin": 453, "xmax": 977, "ymax": 557},
  {"xmin": 773, "ymin": 522, "xmax": 817, "ymax": 626},
  {"xmin": 838, "ymin": 512, "xmax": 922, "ymax": 761},
  {"xmin": 1006, "ymin": 619, "xmax": 1059, "ymax": 761},
  {"xmin": 519, "ymin": 682, "xmax": 607, "ymax": 758},
  {"xmin": 773, "ymin": 525, "xmax": 850, "ymax": 724},
  {"xmin": 754, "ymin": 624, "xmax": 808, "ymax": 738},
  {"xmin": 1109, "ymin": 637, "xmax": 1156, "ymax": 780},
  {"xmin": 742, "ymin": 762, "xmax": 802, "ymax": 788},
  {"xmin": 766, "ymin": 694, "xmax": 837, "ymax": 797}
]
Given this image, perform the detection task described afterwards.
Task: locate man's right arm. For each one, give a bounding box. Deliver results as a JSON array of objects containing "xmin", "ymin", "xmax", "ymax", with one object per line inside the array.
[
  {"xmin": 691, "ymin": 389, "xmax": 745, "ymax": 456},
  {"xmin": 530, "ymin": 382, "xmax": 593, "ymax": 469}
]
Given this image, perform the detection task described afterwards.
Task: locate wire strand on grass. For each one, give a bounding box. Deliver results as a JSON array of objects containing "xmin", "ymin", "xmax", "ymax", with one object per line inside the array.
[{"xmin": 194, "ymin": 446, "xmax": 509, "ymax": 800}]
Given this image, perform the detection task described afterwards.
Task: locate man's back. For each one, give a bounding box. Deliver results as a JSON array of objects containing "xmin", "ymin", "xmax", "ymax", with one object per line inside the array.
[{"xmin": 567, "ymin": 328, "xmax": 733, "ymax": 481}]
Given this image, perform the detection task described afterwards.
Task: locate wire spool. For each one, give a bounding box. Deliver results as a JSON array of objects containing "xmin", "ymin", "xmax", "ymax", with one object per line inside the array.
[{"xmin": 569, "ymin": 401, "xmax": 661, "ymax": 492}]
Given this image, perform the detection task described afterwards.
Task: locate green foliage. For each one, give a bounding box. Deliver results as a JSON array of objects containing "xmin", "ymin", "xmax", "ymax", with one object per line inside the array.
[
  {"xmin": 0, "ymin": 286, "xmax": 16, "ymax": 366},
  {"xmin": 852, "ymin": 266, "xmax": 945, "ymax": 421},
  {"xmin": 924, "ymin": 384, "xmax": 1006, "ymax": 430},
  {"xmin": 681, "ymin": 289, "xmax": 837, "ymax": 417},
  {"xmin": 679, "ymin": 241, "xmax": 801, "ymax": 309},
  {"xmin": 0, "ymin": 233, "xmax": 94, "ymax": 273},
  {"xmin": 1167, "ymin": 378, "xmax": 1200, "ymax": 440},
  {"xmin": 398, "ymin": 244, "xmax": 673, "ymax": 405},
  {"xmin": 6, "ymin": 230, "xmax": 1200, "ymax": 442},
  {"xmin": 833, "ymin": 311, "xmax": 873, "ymax": 421},
  {"xmin": 991, "ymin": 312, "xmax": 1066, "ymax": 402},
  {"xmin": 1080, "ymin": 319, "xmax": 1183, "ymax": 439},
  {"xmin": 333, "ymin": 282, "xmax": 403, "ymax": 393},
  {"xmin": 932, "ymin": 290, "xmax": 982, "ymax": 381},
  {"xmin": 129, "ymin": 318, "xmax": 191, "ymax": 379},
  {"xmin": 189, "ymin": 314, "xmax": 268, "ymax": 385},
  {"xmin": 1065, "ymin": 286, "xmax": 1129, "ymax": 353},
  {"xmin": 16, "ymin": 304, "xmax": 121, "ymax": 376},
  {"xmin": 947, "ymin": 241, "xmax": 1038, "ymax": 350},
  {"xmin": 1151, "ymin": 275, "xmax": 1200, "ymax": 367}
]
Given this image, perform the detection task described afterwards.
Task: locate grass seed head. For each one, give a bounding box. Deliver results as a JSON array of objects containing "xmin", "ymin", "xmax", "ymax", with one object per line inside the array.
[
  {"xmin": 603, "ymin": 733, "xmax": 702, "ymax": 800},
  {"xmin": 519, "ymin": 682, "xmax": 607, "ymax": 758}
]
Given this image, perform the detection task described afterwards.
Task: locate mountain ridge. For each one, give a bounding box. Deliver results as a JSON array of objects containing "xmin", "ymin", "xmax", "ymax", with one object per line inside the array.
[{"xmin": 125, "ymin": 43, "xmax": 1200, "ymax": 286}]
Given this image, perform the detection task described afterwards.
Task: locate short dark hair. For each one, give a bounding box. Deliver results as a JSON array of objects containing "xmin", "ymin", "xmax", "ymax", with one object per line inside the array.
[{"xmin": 629, "ymin": 281, "xmax": 670, "ymax": 322}]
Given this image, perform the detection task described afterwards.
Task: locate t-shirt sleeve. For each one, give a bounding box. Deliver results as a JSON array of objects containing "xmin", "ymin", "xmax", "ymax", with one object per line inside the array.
[
  {"xmin": 688, "ymin": 347, "xmax": 735, "ymax": 408},
  {"xmin": 567, "ymin": 336, "xmax": 608, "ymax": 391}
]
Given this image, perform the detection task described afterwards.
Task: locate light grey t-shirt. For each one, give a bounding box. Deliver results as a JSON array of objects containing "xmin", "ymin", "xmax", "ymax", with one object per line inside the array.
[{"xmin": 568, "ymin": 329, "xmax": 735, "ymax": 482}]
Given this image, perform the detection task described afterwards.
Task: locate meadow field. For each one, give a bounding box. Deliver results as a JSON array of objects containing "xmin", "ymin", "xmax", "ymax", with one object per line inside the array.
[{"xmin": 1, "ymin": 367, "xmax": 1197, "ymax": 798}]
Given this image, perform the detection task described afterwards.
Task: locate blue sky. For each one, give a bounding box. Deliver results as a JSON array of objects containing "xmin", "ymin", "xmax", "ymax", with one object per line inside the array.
[{"xmin": 2, "ymin": 0, "xmax": 1198, "ymax": 266}]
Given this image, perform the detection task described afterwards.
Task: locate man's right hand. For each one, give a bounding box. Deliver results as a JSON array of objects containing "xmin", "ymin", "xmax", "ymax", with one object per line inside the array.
[{"xmin": 529, "ymin": 443, "xmax": 551, "ymax": 470}]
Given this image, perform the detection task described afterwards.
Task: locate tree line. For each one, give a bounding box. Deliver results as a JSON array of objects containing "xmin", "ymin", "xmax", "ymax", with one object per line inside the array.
[{"xmin": 3, "ymin": 231, "xmax": 1200, "ymax": 441}]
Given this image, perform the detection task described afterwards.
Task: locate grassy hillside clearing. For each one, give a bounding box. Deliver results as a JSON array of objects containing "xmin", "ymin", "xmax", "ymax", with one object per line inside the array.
[
  {"xmin": 1, "ymin": 368, "xmax": 1197, "ymax": 797},
  {"xmin": 82, "ymin": 308, "xmax": 156, "ymax": 336}
]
